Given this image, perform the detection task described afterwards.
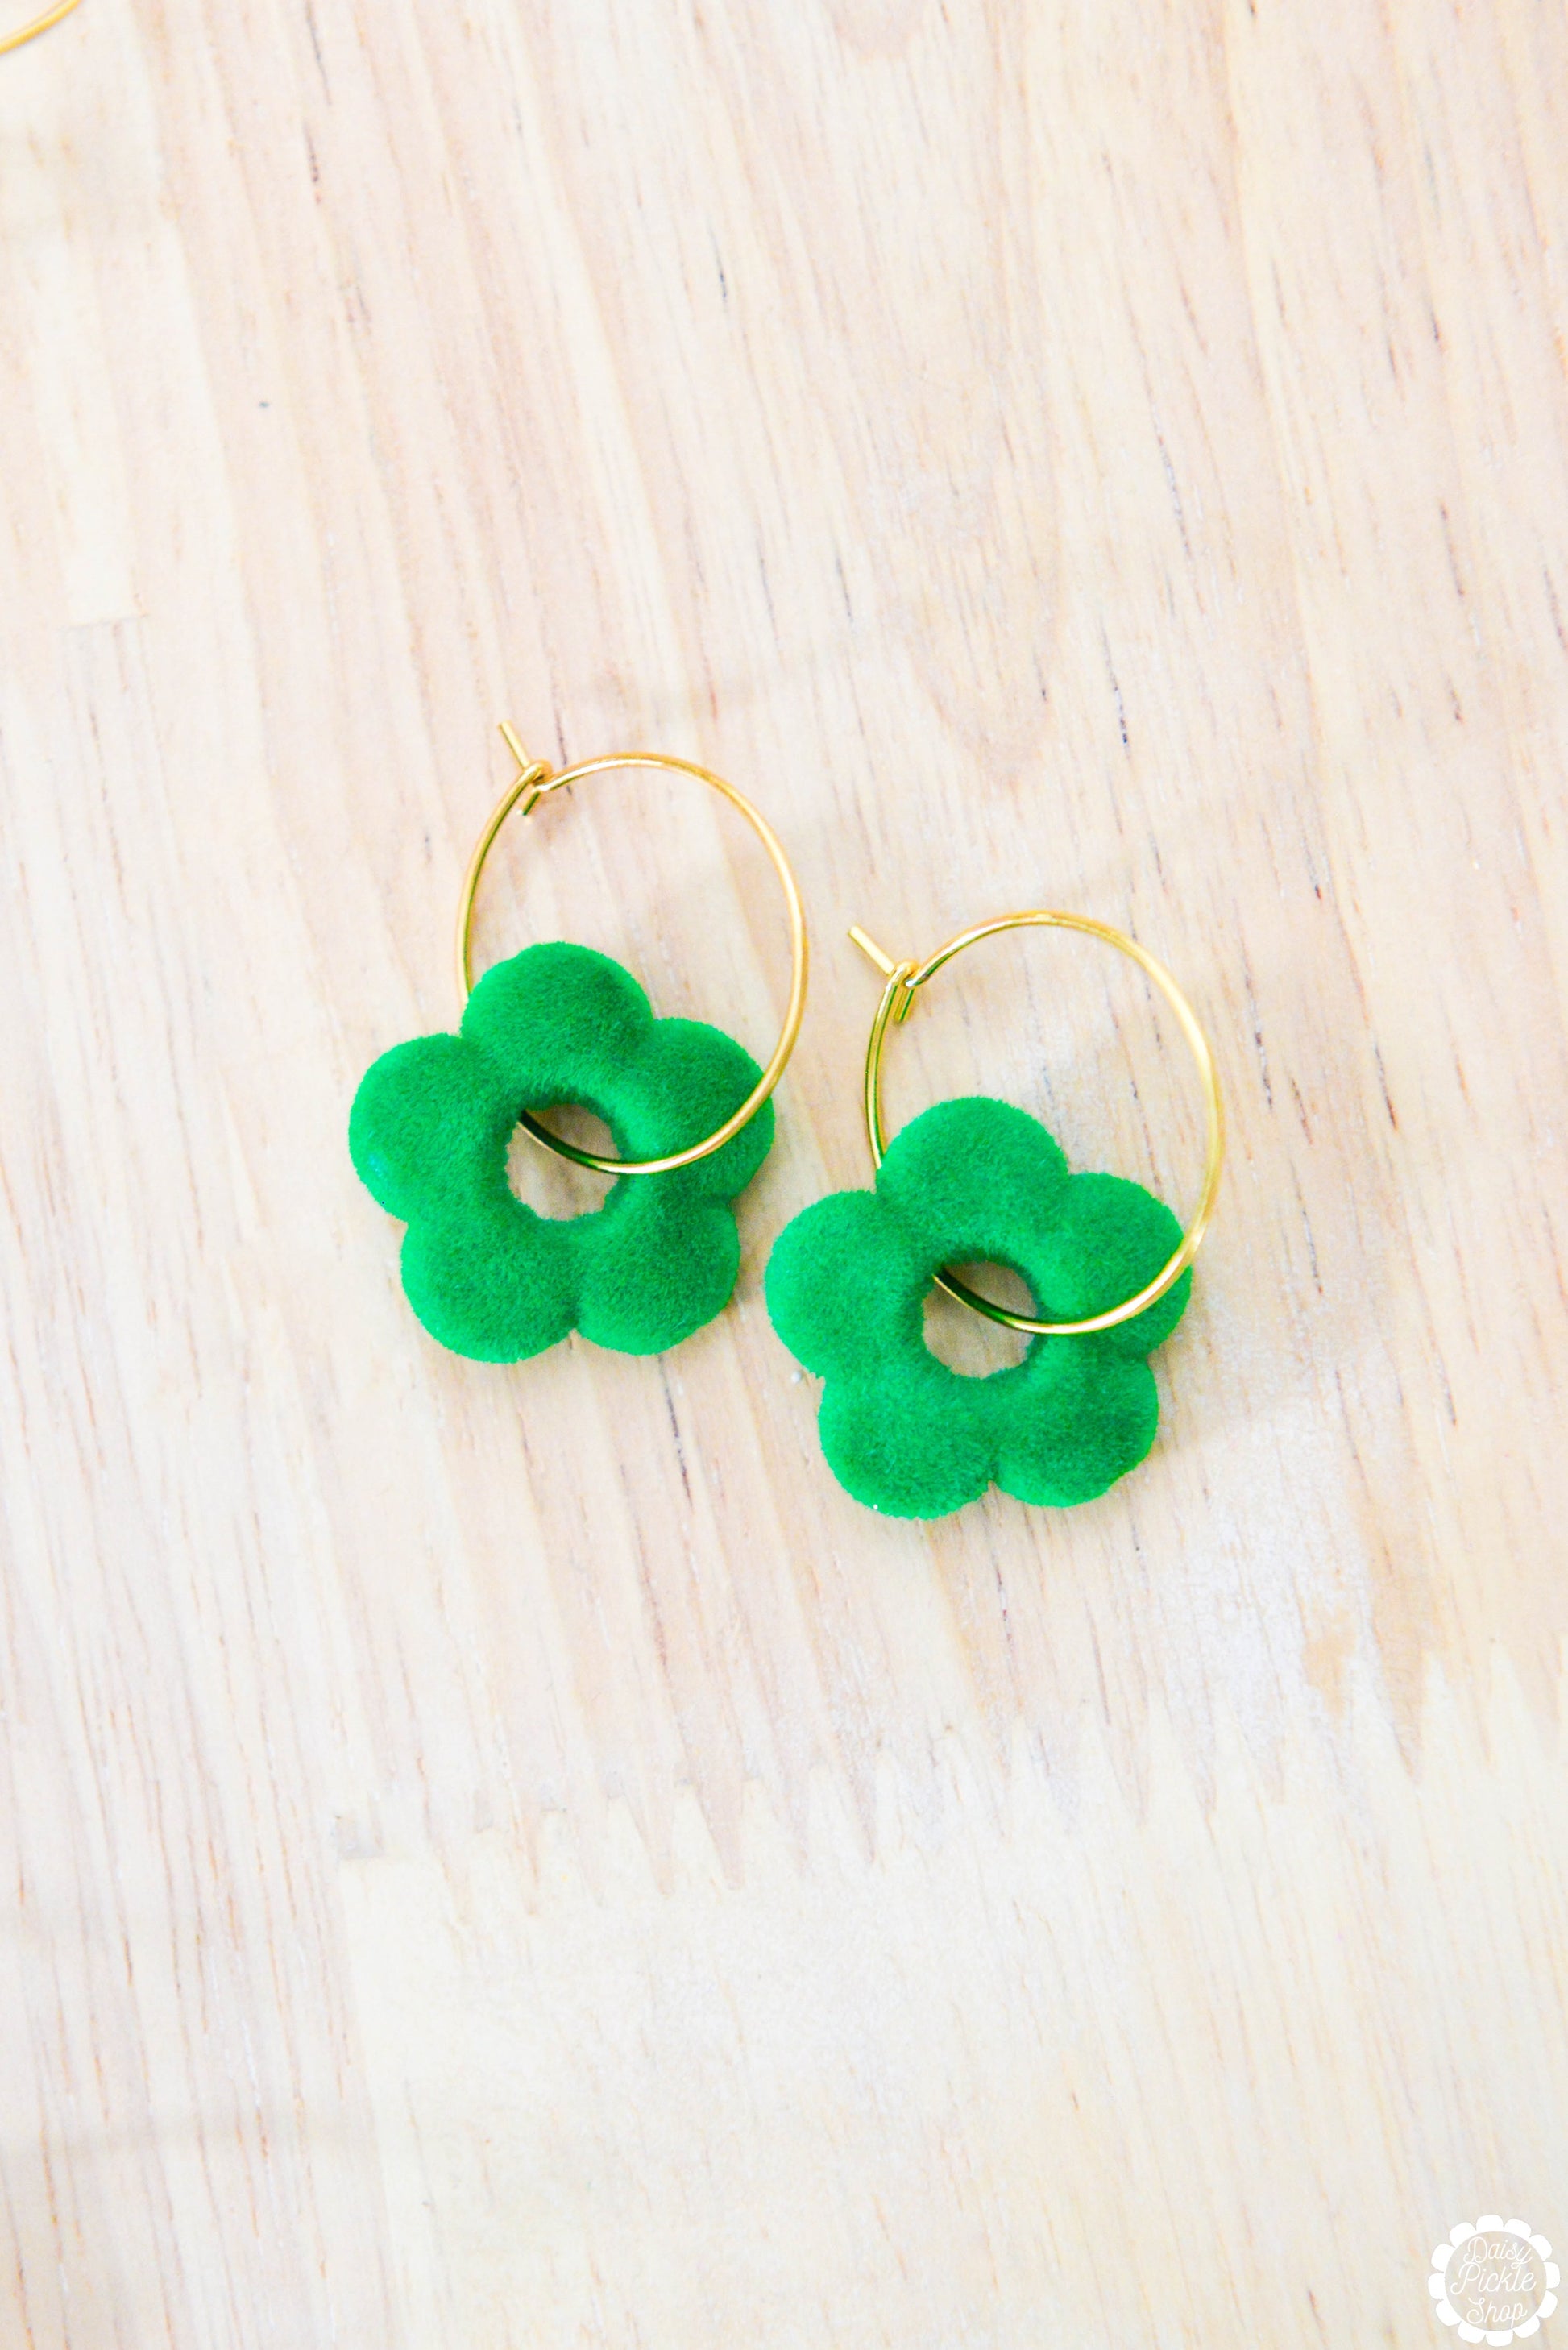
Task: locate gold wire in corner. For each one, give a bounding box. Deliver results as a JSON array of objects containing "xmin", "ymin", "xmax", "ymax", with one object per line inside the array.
[{"xmin": 0, "ymin": 0, "xmax": 83, "ymax": 56}]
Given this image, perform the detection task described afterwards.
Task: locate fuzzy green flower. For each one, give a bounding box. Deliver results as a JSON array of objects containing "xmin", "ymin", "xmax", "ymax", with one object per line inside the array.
[
  {"xmin": 765, "ymin": 1097, "xmax": 1189, "ymax": 1518},
  {"xmin": 350, "ymin": 943, "xmax": 774, "ymax": 1360}
]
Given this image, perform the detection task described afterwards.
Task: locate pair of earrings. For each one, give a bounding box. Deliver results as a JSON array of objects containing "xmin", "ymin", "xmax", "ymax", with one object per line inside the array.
[{"xmin": 350, "ymin": 724, "xmax": 1223, "ymax": 1520}]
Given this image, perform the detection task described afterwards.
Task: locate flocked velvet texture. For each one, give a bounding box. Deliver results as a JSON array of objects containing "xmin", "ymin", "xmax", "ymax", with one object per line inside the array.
[
  {"xmin": 350, "ymin": 943, "xmax": 774, "ymax": 1360},
  {"xmin": 765, "ymin": 1096, "xmax": 1190, "ymax": 1518}
]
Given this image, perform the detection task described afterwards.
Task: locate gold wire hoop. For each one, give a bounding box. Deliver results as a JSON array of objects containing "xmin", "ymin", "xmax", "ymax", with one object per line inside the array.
[
  {"xmin": 456, "ymin": 723, "xmax": 808, "ymax": 1178},
  {"xmin": 849, "ymin": 911, "xmax": 1224, "ymax": 1335},
  {"xmin": 0, "ymin": 0, "xmax": 82, "ymax": 54}
]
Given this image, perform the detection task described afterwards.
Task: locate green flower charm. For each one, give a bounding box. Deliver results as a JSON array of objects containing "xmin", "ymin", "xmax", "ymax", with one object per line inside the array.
[
  {"xmin": 765, "ymin": 1097, "xmax": 1190, "ymax": 1518},
  {"xmin": 350, "ymin": 942, "xmax": 773, "ymax": 1360}
]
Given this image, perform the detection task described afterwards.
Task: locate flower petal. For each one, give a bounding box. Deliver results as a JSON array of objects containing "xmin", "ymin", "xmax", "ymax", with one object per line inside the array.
[
  {"xmin": 819, "ymin": 1359, "xmax": 998, "ymax": 1518},
  {"xmin": 1034, "ymin": 1172, "xmax": 1190, "ymax": 1355},
  {"xmin": 998, "ymin": 1342, "xmax": 1160, "ymax": 1505},
  {"xmin": 349, "ymin": 1034, "xmax": 512, "ymax": 1222},
  {"xmin": 575, "ymin": 1190, "xmax": 742, "ymax": 1355},
  {"xmin": 462, "ymin": 943, "xmax": 651, "ymax": 1111},
  {"xmin": 765, "ymin": 1190, "xmax": 923, "ymax": 1379},
  {"xmin": 400, "ymin": 1196, "xmax": 576, "ymax": 1364},
  {"xmin": 877, "ymin": 1098, "xmax": 1069, "ymax": 1264},
  {"xmin": 616, "ymin": 1019, "xmax": 774, "ymax": 1196}
]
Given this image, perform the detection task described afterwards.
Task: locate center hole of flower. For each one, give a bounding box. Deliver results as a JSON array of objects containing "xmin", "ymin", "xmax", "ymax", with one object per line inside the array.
[
  {"xmin": 922, "ymin": 1262, "xmax": 1035, "ymax": 1376},
  {"xmin": 506, "ymin": 1106, "xmax": 617, "ymax": 1219}
]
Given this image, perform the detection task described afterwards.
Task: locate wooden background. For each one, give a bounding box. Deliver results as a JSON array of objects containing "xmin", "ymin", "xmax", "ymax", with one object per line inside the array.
[{"xmin": 2, "ymin": 0, "xmax": 1566, "ymax": 2342}]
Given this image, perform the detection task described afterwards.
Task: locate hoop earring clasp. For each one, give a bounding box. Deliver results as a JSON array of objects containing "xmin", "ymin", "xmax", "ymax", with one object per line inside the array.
[
  {"xmin": 849, "ymin": 912, "xmax": 1224, "ymax": 1335},
  {"xmin": 458, "ymin": 724, "xmax": 808, "ymax": 1180}
]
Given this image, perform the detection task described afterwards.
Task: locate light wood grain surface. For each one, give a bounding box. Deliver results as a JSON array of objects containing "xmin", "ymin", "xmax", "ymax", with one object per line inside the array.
[{"xmin": 3, "ymin": 1, "xmax": 1566, "ymax": 2343}]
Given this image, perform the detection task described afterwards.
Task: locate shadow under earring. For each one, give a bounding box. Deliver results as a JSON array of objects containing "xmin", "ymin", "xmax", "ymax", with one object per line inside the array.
[
  {"xmin": 766, "ymin": 911, "xmax": 1222, "ymax": 1519},
  {"xmin": 351, "ymin": 724, "xmax": 807, "ymax": 1363}
]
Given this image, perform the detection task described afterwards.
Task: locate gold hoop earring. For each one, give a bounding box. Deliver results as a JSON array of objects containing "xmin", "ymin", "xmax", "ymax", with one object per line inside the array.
[
  {"xmin": 0, "ymin": 0, "xmax": 83, "ymax": 56},
  {"xmin": 351, "ymin": 722, "xmax": 807, "ymax": 1364},
  {"xmin": 765, "ymin": 907, "xmax": 1222, "ymax": 1519}
]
